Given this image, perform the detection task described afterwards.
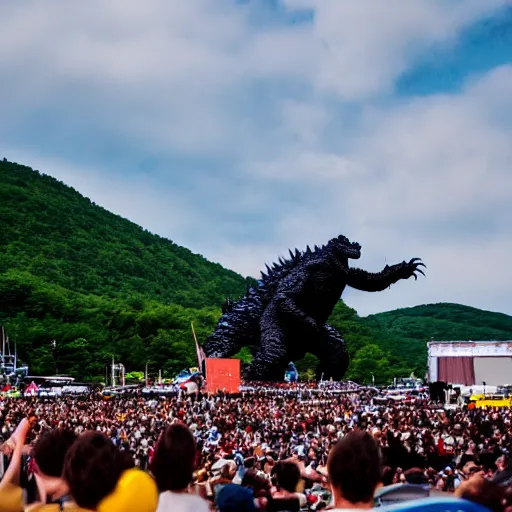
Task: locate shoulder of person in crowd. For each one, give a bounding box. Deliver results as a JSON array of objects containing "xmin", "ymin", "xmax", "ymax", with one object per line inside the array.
[
  {"xmin": 0, "ymin": 482, "xmax": 24, "ymax": 512},
  {"xmin": 25, "ymin": 504, "xmax": 90, "ymax": 511}
]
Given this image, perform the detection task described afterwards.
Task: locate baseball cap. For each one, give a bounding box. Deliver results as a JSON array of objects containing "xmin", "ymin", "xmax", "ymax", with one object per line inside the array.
[
  {"xmin": 216, "ymin": 483, "xmax": 257, "ymax": 512},
  {"xmin": 98, "ymin": 468, "xmax": 158, "ymax": 512}
]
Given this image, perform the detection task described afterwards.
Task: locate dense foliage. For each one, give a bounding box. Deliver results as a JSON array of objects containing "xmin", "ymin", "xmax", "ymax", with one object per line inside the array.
[
  {"xmin": 1, "ymin": 159, "xmax": 511, "ymax": 383},
  {"xmin": 0, "ymin": 160, "xmax": 249, "ymax": 308},
  {"xmin": 0, "ymin": 159, "xmax": 246, "ymax": 381}
]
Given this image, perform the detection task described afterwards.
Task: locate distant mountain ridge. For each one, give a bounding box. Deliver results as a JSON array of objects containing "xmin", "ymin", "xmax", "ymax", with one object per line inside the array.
[
  {"xmin": 347, "ymin": 302, "xmax": 512, "ymax": 382},
  {"xmin": 367, "ymin": 302, "xmax": 512, "ymax": 342},
  {"xmin": 1, "ymin": 158, "xmax": 511, "ymax": 382}
]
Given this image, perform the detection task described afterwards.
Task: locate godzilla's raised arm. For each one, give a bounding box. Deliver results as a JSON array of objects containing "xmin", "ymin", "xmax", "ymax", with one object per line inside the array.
[{"xmin": 347, "ymin": 258, "xmax": 425, "ymax": 292}]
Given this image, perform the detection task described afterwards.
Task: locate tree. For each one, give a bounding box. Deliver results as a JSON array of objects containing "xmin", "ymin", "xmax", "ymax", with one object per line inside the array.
[
  {"xmin": 125, "ymin": 371, "xmax": 144, "ymax": 382},
  {"xmin": 348, "ymin": 344, "xmax": 391, "ymax": 385},
  {"xmin": 56, "ymin": 338, "xmax": 92, "ymax": 379}
]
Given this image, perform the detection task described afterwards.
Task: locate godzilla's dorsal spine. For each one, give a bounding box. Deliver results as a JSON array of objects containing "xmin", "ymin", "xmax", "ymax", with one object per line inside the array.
[
  {"xmin": 203, "ymin": 244, "xmax": 325, "ymax": 356},
  {"xmin": 255, "ymin": 244, "xmax": 323, "ymax": 302}
]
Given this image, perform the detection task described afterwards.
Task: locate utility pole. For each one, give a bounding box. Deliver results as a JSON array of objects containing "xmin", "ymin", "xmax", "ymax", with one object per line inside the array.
[{"xmin": 51, "ymin": 340, "xmax": 57, "ymax": 374}]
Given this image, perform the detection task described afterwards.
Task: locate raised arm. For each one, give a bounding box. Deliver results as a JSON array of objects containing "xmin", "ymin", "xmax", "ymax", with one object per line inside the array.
[
  {"xmin": 0, "ymin": 418, "xmax": 30, "ymax": 492},
  {"xmin": 347, "ymin": 258, "xmax": 425, "ymax": 292}
]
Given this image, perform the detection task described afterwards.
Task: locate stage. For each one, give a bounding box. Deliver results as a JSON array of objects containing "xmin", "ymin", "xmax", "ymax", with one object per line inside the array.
[{"xmin": 427, "ymin": 340, "xmax": 512, "ymax": 386}]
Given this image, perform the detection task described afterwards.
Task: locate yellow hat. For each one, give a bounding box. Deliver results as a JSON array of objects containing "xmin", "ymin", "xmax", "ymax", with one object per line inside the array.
[
  {"xmin": 97, "ymin": 469, "xmax": 158, "ymax": 512},
  {"xmin": 0, "ymin": 483, "xmax": 23, "ymax": 512}
]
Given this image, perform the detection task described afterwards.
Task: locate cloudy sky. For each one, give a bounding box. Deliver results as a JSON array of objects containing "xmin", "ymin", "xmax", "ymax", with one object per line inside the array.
[{"xmin": 1, "ymin": 0, "xmax": 512, "ymax": 316}]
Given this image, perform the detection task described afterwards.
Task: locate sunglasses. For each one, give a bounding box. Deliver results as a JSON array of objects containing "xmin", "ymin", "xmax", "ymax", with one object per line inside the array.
[{"xmin": 468, "ymin": 466, "xmax": 483, "ymax": 474}]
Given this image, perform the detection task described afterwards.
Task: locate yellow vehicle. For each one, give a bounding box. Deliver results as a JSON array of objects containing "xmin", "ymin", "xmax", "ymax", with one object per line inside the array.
[
  {"xmin": 1, "ymin": 387, "xmax": 21, "ymax": 398},
  {"xmin": 469, "ymin": 394, "xmax": 512, "ymax": 408}
]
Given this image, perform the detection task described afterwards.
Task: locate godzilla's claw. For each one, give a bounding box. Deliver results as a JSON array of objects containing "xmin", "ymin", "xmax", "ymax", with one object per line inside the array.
[
  {"xmin": 402, "ymin": 257, "xmax": 427, "ymax": 280},
  {"xmin": 413, "ymin": 260, "xmax": 427, "ymax": 271}
]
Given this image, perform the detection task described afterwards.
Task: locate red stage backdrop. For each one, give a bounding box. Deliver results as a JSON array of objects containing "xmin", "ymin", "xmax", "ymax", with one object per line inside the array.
[
  {"xmin": 437, "ymin": 356, "xmax": 475, "ymax": 386},
  {"xmin": 205, "ymin": 358, "xmax": 241, "ymax": 394}
]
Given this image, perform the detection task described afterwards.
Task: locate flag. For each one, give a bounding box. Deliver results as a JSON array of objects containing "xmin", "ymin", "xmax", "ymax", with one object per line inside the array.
[{"xmin": 191, "ymin": 322, "xmax": 206, "ymax": 372}]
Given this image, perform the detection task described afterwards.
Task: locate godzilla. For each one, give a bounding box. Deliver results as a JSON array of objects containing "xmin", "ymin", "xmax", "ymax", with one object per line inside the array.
[{"xmin": 203, "ymin": 234, "xmax": 425, "ymax": 381}]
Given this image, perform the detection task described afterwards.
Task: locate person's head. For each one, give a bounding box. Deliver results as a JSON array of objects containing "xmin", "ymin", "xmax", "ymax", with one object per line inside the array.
[
  {"xmin": 381, "ymin": 466, "xmax": 395, "ymax": 487},
  {"xmin": 262, "ymin": 455, "xmax": 275, "ymax": 474},
  {"xmin": 63, "ymin": 430, "xmax": 134, "ymax": 509},
  {"xmin": 31, "ymin": 429, "xmax": 77, "ymax": 499},
  {"xmin": 273, "ymin": 460, "xmax": 301, "ymax": 493},
  {"xmin": 327, "ymin": 431, "xmax": 382, "ymax": 509},
  {"xmin": 221, "ymin": 460, "xmax": 237, "ymax": 481},
  {"xmin": 217, "ymin": 483, "xmax": 257, "ymax": 512},
  {"xmin": 32, "ymin": 429, "xmax": 77, "ymax": 478},
  {"xmin": 244, "ymin": 457, "xmax": 256, "ymax": 470},
  {"xmin": 150, "ymin": 423, "xmax": 196, "ymax": 492},
  {"xmin": 371, "ymin": 427, "xmax": 382, "ymax": 442},
  {"xmin": 463, "ymin": 461, "xmax": 485, "ymax": 479},
  {"xmin": 242, "ymin": 469, "xmax": 270, "ymax": 498},
  {"xmin": 496, "ymin": 456, "xmax": 506, "ymax": 471},
  {"xmin": 455, "ymin": 475, "xmax": 506, "ymax": 512},
  {"xmin": 404, "ymin": 468, "xmax": 428, "ymax": 485}
]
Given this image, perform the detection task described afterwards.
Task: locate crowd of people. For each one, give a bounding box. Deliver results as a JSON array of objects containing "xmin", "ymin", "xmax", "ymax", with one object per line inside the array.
[{"xmin": 1, "ymin": 383, "xmax": 512, "ymax": 511}]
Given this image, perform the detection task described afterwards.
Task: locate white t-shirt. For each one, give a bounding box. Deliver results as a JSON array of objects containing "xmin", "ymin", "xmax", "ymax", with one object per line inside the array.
[{"xmin": 156, "ymin": 491, "xmax": 210, "ymax": 512}]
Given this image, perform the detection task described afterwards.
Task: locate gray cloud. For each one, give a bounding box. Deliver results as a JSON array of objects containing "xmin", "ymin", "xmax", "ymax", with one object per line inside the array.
[{"xmin": 1, "ymin": 1, "xmax": 511, "ymax": 316}]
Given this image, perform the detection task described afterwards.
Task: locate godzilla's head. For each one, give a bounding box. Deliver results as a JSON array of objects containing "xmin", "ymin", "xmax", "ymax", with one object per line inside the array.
[{"xmin": 328, "ymin": 234, "xmax": 361, "ymax": 259}]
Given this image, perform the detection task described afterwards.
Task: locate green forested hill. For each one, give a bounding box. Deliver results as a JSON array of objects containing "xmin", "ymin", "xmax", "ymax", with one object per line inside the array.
[
  {"xmin": 0, "ymin": 159, "xmax": 248, "ymax": 379},
  {"xmin": 0, "ymin": 160, "xmax": 249, "ymax": 308},
  {"xmin": 366, "ymin": 303, "xmax": 512, "ymax": 340},
  {"xmin": 1, "ymin": 158, "xmax": 511, "ymax": 383}
]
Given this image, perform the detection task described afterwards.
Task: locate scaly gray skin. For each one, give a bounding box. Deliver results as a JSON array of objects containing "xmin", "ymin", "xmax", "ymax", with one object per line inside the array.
[{"xmin": 203, "ymin": 235, "xmax": 425, "ymax": 381}]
